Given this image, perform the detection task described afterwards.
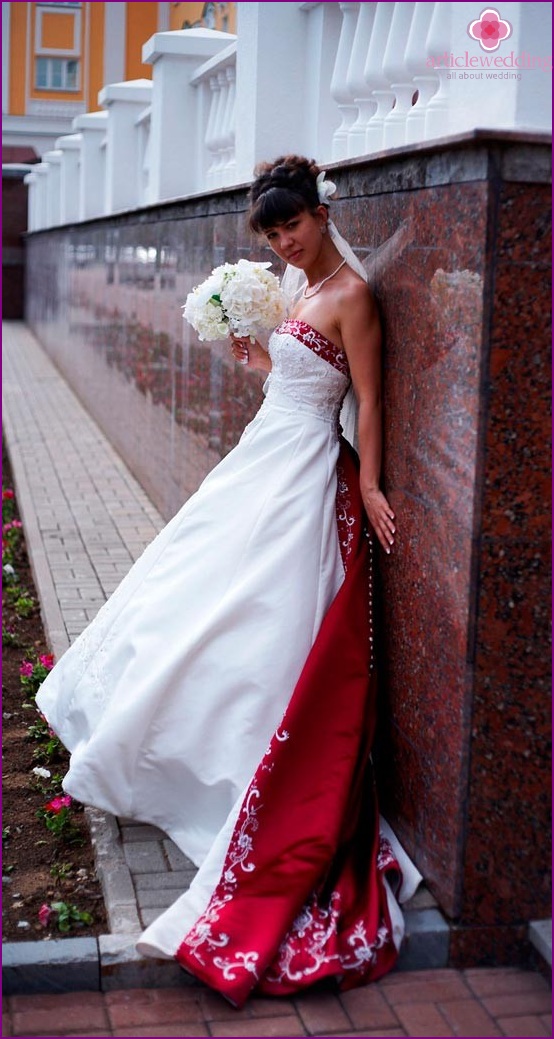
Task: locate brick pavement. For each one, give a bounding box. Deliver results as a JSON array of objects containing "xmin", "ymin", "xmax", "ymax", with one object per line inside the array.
[
  {"xmin": 2, "ymin": 323, "xmax": 551, "ymax": 1035},
  {"xmin": 2, "ymin": 968, "xmax": 552, "ymax": 1036}
]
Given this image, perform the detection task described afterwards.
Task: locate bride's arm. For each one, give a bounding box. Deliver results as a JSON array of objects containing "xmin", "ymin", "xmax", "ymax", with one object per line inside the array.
[
  {"xmin": 340, "ymin": 285, "xmax": 396, "ymax": 554},
  {"xmin": 230, "ymin": 333, "xmax": 272, "ymax": 372}
]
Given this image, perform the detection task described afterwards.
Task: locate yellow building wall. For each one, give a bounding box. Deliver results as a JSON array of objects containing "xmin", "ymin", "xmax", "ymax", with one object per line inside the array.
[
  {"xmin": 125, "ymin": 2, "xmax": 158, "ymax": 81},
  {"xmin": 29, "ymin": 2, "xmax": 86, "ymax": 103},
  {"xmin": 87, "ymin": 1, "xmax": 105, "ymax": 111},
  {"xmin": 8, "ymin": 2, "xmax": 28, "ymax": 116},
  {"xmin": 169, "ymin": 2, "xmax": 236, "ymax": 33}
]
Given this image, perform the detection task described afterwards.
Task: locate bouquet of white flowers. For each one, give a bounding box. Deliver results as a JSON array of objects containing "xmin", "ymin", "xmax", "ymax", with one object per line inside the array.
[{"xmin": 182, "ymin": 259, "xmax": 285, "ymax": 343}]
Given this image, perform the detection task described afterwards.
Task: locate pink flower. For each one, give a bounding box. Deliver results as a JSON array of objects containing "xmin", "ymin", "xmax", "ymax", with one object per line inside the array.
[
  {"xmin": 19, "ymin": 662, "xmax": 34, "ymax": 676},
  {"xmin": 38, "ymin": 903, "xmax": 53, "ymax": 927},
  {"xmin": 39, "ymin": 654, "xmax": 55, "ymax": 670},
  {"xmin": 2, "ymin": 489, "xmax": 14, "ymax": 500},
  {"xmin": 45, "ymin": 796, "xmax": 72, "ymax": 814},
  {"xmin": 468, "ymin": 8, "xmax": 512, "ymax": 51}
]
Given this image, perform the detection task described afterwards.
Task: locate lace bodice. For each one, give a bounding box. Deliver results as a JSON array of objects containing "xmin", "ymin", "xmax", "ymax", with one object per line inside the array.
[{"xmin": 265, "ymin": 320, "xmax": 350, "ymax": 425}]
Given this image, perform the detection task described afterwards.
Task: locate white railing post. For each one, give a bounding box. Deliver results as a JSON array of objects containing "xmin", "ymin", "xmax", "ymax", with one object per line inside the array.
[
  {"xmin": 143, "ymin": 28, "xmax": 233, "ymax": 201},
  {"xmin": 72, "ymin": 110, "xmax": 108, "ymax": 219},
  {"xmin": 330, "ymin": 2, "xmax": 360, "ymax": 160},
  {"xmin": 56, "ymin": 133, "xmax": 82, "ymax": 224},
  {"xmin": 98, "ymin": 79, "xmax": 153, "ymax": 213},
  {"xmin": 24, "ymin": 170, "xmax": 38, "ymax": 231},
  {"xmin": 33, "ymin": 163, "xmax": 49, "ymax": 230},
  {"xmin": 297, "ymin": 2, "xmax": 343, "ymax": 163},
  {"xmin": 234, "ymin": 2, "xmax": 309, "ymax": 182},
  {"xmin": 382, "ymin": 2, "xmax": 417, "ymax": 148},
  {"xmin": 222, "ymin": 63, "xmax": 236, "ymax": 179},
  {"xmin": 404, "ymin": 2, "xmax": 439, "ymax": 146},
  {"xmin": 42, "ymin": 149, "xmax": 63, "ymax": 227},
  {"xmin": 363, "ymin": 2, "xmax": 396, "ymax": 153},
  {"xmin": 345, "ymin": 3, "xmax": 377, "ymax": 158}
]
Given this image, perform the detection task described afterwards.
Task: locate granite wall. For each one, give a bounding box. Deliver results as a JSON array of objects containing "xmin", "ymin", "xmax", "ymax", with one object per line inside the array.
[{"xmin": 25, "ymin": 131, "xmax": 551, "ymax": 964}]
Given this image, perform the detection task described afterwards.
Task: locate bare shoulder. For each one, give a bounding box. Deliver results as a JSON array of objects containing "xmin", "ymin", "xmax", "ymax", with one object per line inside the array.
[{"xmin": 337, "ymin": 269, "xmax": 379, "ymax": 327}]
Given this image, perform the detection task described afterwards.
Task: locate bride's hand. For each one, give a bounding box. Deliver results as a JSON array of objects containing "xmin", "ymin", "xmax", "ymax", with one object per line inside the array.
[
  {"xmin": 362, "ymin": 487, "xmax": 396, "ymax": 555},
  {"xmin": 230, "ymin": 334, "xmax": 270, "ymax": 372}
]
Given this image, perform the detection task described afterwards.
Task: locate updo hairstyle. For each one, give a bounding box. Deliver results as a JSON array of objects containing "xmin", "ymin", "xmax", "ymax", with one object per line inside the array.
[{"xmin": 248, "ymin": 155, "xmax": 322, "ymax": 234}]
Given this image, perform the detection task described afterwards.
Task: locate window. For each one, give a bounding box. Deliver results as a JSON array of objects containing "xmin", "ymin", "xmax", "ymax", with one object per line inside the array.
[{"xmin": 35, "ymin": 57, "xmax": 79, "ymax": 90}]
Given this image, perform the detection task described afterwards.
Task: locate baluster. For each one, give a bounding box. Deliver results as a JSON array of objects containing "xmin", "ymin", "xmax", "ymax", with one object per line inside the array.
[
  {"xmin": 424, "ymin": 1, "xmax": 452, "ymax": 139},
  {"xmin": 221, "ymin": 64, "xmax": 236, "ymax": 181},
  {"xmin": 330, "ymin": 2, "xmax": 360, "ymax": 160},
  {"xmin": 213, "ymin": 69, "xmax": 230, "ymax": 185},
  {"xmin": 382, "ymin": 2, "xmax": 417, "ymax": 148},
  {"xmin": 205, "ymin": 74, "xmax": 221, "ymax": 188},
  {"xmin": 405, "ymin": 2, "xmax": 439, "ymax": 145},
  {"xmin": 345, "ymin": 3, "xmax": 377, "ymax": 158},
  {"xmin": 363, "ymin": 1, "xmax": 396, "ymax": 153}
]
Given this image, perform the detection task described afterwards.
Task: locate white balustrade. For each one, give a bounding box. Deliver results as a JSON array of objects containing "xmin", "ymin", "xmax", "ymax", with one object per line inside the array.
[
  {"xmin": 191, "ymin": 44, "xmax": 237, "ymax": 189},
  {"xmin": 27, "ymin": 2, "xmax": 551, "ymax": 231},
  {"xmin": 345, "ymin": 3, "xmax": 378, "ymax": 158},
  {"xmin": 404, "ymin": 3, "xmax": 439, "ymax": 145},
  {"xmin": 330, "ymin": 2, "xmax": 361, "ymax": 160},
  {"xmin": 424, "ymin": 1, "xmax": 452, "ymax": 139},
  {"xmin": 363, "ymin": 2, "xmax": 396, "ymax": 153},
  {"xmin": 382, "ymin": 3, "xmax": 417, "ymax": 149},
  {"xmin": 24, "ymin": 170, "xmax": 38, "ymax": 231}
]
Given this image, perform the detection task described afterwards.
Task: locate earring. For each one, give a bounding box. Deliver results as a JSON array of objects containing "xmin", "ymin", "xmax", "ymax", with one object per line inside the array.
[{"xmin": 321, "ymin": 224, "xmax": 327, "ymax": 235}]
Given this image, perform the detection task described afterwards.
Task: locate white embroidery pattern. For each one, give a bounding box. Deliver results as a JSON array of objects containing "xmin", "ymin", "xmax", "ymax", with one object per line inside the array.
[
  {"xmin": 265, "ymin": 889, "xmax": 392, "ymax": 985},
  {"xmin": 180, "ymin": 726, "xmax": 288, "ymax": 977},
  {"xmin": 335, "ymin": 460, "xmax": 356, "ymax": 566}
]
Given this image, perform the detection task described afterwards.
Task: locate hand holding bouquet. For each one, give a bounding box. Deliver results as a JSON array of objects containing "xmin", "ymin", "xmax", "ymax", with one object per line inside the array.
[{"xmin": 182, "ymin": 259, "xmax": 285, "ymax": 346}]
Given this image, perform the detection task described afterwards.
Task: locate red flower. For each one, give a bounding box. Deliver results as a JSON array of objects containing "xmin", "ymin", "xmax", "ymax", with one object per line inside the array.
[
  {"xmin": 38, "ymin": 903, "xmax": 53, "ymax": 927},
  {"xmin": 45, "ymin": 796, "xmax": 72, "ymax": 814},
  {"xmin": 468, "ymin": 8, "xmax": 512, "ymax": 51},
  {"xmin": 2, "ymin": 489, "xmax": 14, "ymax": 500},
  {"xmin": 39, "ymin": 654, "xmax": 55, "ymax": 670}
]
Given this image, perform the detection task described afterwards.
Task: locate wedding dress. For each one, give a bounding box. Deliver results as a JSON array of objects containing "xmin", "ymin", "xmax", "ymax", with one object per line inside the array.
[{"xmin": 36, "ymin": 316, "xmax": 421, "ymax": 1007}]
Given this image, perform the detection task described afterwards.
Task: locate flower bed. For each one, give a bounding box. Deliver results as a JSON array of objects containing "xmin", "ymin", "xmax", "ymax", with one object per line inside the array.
[{"xmin": 2, "ymin": 440, "xmax": 107, "ymax": 942}]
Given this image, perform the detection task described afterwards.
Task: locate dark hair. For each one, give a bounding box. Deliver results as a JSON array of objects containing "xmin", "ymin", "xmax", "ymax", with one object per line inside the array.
[{"xmin": 248, "ymin": 154, "xmax": 322, "ymax": 234}]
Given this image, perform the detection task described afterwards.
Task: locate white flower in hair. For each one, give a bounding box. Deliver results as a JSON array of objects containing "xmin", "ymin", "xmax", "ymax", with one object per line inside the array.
[{"xmin": 316, "ymin": 171, "xmax": 337, "ymax": 205}]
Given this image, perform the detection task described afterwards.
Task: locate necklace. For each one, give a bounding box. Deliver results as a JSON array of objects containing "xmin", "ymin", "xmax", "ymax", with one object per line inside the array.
[{"xmin": 303, "ymin": 258, "xmax": 347, "ymax": 299}]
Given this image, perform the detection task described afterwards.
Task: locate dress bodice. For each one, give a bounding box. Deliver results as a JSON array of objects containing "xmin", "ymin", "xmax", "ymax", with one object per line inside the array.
[{"xmin": 265, "ymin": 320, "xmax": 350, "ymax": 425}]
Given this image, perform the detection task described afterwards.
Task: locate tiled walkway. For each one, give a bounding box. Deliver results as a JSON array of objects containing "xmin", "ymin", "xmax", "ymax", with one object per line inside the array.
[
  {"xmin": 2, "ymin": 967, "xmax": 552, "ymax": 1037},
  {"xmin": 2, "ymin": 323, "xmax": 551, "ymax": 1037}
]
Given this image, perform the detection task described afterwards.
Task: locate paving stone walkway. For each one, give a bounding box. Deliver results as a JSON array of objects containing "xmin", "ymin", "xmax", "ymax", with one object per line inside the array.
[
  {"xmin": 2, "ymin": 967, "xmax": 552, "ymax": 1037},
  {"xmin": 2, "ymin": 323, "xmax": 551, "ymax": 1037}
]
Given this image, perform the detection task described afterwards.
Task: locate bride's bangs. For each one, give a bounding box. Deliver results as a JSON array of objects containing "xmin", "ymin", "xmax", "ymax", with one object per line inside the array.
[{"xmin": 249, "ymin": 188, "xmax": 306, "ymax": 233}]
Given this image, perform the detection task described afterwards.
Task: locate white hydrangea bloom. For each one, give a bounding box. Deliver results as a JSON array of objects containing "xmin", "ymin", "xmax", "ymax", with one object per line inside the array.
[{"xmin": 183, "ymin": 260, "xmax": 285, "ymax": 342}]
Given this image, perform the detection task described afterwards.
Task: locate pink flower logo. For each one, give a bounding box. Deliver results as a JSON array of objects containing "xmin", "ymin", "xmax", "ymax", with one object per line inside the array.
[{"xmin": 468, "ymin": 8, "xmax": 512, "ymax": 51}]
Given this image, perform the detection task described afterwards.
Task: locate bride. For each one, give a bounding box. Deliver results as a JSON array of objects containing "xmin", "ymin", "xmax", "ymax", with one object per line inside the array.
[{"xmin": 36, "ymin": 154, "xmax": 421, "ymax": 1007}]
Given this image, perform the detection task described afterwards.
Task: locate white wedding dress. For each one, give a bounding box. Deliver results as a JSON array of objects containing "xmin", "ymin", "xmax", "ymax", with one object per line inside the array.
[{"xmin": 37, "ymin": 318, "xmax": 421, "ymax": 1001}]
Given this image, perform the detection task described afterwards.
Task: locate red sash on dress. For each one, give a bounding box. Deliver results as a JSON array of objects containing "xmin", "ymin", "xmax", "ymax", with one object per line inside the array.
[{"xmin": 175, "ymin": 322, "xmax": 401, "ymax": 1006}]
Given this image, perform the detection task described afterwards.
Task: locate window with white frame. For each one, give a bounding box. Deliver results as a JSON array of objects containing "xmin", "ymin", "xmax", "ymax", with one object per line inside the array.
[
  {"xmin": 35, "ymin": 56, "xmax": 79, "ymax": 90},
  {"xmin": 34, "ymin": 2, "xmax": 81, "ymax": 91}
]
